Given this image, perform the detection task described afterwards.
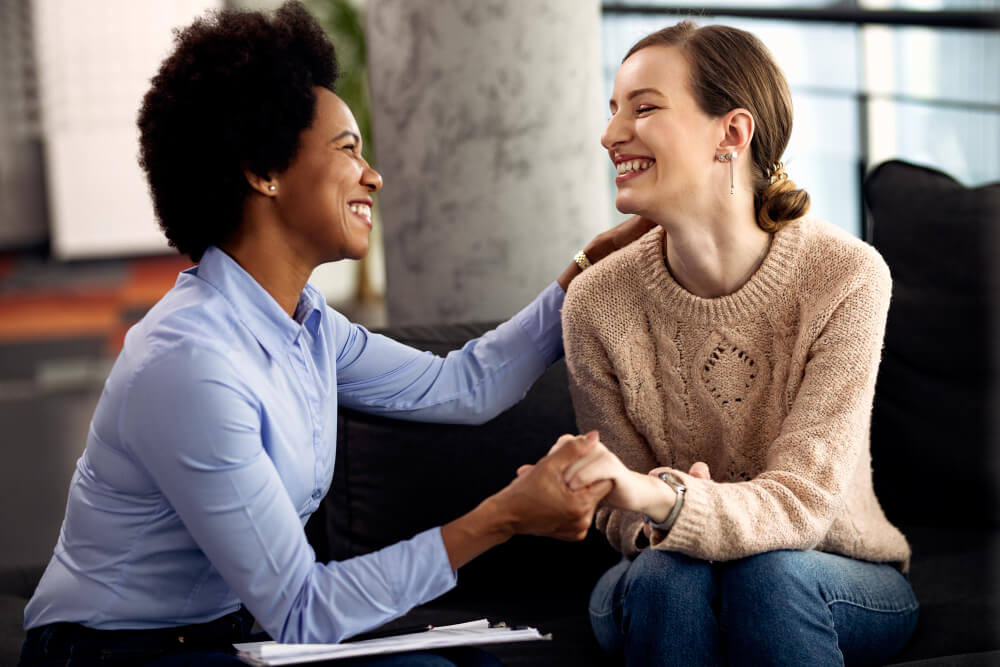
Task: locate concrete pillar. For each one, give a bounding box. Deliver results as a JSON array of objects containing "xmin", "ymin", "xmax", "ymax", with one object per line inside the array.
[{"xmin": 366, "ymin": 0, "xmax": 609, "ymax": 325}]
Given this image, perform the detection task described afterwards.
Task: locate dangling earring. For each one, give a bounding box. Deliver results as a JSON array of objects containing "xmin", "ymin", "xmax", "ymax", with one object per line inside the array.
[{"xmin": 716, "ymin": 151, "xmax": 737, "ymax": 195}]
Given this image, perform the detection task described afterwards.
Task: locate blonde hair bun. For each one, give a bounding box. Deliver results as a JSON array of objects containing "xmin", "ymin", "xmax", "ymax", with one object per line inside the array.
[{"xmin": 756, "ymin": 162, "xmax": 810, "ymax": 231}]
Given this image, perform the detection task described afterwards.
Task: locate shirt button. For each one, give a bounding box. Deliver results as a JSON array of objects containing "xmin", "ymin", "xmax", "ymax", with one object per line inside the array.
[{"xmin": 312, "ymin": 489, "xmax": 322, "ymax": 500}]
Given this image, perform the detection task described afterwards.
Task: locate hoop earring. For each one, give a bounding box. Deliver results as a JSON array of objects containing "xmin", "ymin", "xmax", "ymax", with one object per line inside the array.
[{"xmin": 716, "ymin": 151, "xmax": 738, "ymax": 195}]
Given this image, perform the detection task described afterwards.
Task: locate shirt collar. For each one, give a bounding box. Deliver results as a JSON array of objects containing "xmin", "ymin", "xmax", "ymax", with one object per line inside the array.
[{"xmin": 195, "ymin": 246, "xmax": 325, "ymax": 354}]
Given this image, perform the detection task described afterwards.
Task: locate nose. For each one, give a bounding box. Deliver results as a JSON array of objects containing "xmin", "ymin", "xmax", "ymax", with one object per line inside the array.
[
  {"xmin": 362, "ymin": 160, "xmax": 382, "ymax": 192},
  {"xmin": 601, "ymin": 111, "xmax": 629, "ymax": 152}
]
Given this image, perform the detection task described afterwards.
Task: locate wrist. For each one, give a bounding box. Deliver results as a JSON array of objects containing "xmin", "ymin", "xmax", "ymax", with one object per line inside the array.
[
  {"xmin": 441, "ymin": 495, "xmax": 514, "ymax": 570},
  {"xmin": 476, "ymin": 494, "xmax": 518, "ymax": 543},
  {"xmin": 640, "ymin": 473, "xmax": 677, "ymax": 523}
]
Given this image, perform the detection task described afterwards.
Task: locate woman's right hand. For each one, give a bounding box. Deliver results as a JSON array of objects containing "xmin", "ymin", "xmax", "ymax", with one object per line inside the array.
[
  {"xmin": 495, "ymin": 433, "xmax": 613, "ymax": 541},
  {"xmin": 585, "ymin": 215, "xmax": 658, "ymax": 264},
  {"xmin": 441, "ymin": 433, "xmax": 613, "ymax": 570},
  {"xmin": 557, "ymin": 216, "xmax": 657, "ymax": 291}
]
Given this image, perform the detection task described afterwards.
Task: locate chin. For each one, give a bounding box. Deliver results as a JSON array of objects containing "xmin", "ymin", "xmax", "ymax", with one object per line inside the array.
[
  {"xmin": 614, "ymin": 193, "xmax": 642, "ymax": 215},
  {"xmin": 346, "ymin": 242, "xmax": 370, "ymax": 261}
]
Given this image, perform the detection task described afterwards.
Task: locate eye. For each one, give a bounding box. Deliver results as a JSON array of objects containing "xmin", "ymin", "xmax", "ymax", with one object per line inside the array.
[
  {"xmin": 636, "ymin": 105, "xmax": 657, "ymax": 115},
  {"xmin": 341, "ymin": 144, "xmax": 357, "ymax": 153}
]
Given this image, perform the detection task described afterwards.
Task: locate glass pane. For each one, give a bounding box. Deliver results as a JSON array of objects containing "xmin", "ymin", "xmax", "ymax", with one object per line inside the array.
[
  {"xmin": 868, "ymin": 100, "xmax": 1000, "ymax": 186},
  {"xmin": 787, "ymin": 93, "xmax": 861, "ymax": 236},
  {"xmin": 860, "ymin": 0, "xmax": 1000, "ymax": 9},
  {"xmin": 863, "ymin": 25, "xmax": 1000, "ymax": 105}
]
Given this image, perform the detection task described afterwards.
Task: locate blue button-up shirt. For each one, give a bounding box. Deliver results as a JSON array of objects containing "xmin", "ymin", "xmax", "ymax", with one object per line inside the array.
[{"xmin": 24, "ymin": 246, "xmax": 565, "ymax": 644}]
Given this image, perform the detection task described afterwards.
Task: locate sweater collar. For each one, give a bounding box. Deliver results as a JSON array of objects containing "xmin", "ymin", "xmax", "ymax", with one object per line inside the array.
[{"xmin": 639, "ymin": 218, "xmax": 806, "ymax": 322}]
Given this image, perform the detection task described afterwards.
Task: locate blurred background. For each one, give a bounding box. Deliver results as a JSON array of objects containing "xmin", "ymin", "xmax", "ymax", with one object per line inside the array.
[{"xmin": 1, "ymin": 0, "xmax": 997, "ymax": 569}]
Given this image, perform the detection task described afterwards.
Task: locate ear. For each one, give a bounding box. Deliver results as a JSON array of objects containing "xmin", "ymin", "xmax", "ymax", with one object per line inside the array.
[
  {"xmin": 718, "ymin": 108, "xmax": 754, "ymax": 157},
  {"xmin": 243, "ymin": 167, "xmax": 278, "ymax": 197}
]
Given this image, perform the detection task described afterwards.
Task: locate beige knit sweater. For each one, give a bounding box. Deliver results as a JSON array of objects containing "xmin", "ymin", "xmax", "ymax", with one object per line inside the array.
[{"xmin": 563, "ymin": 218, "xmax": 911, "ymax": 571}]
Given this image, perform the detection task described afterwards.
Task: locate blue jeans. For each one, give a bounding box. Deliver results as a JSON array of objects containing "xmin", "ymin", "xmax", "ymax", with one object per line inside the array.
[
  {"xmin": 590, "ymin": 549, "xmax": 918, "ymax": 667},
  {"xmin": 19, "ymin": 607, "xmax": 500, "ymax": 667}
]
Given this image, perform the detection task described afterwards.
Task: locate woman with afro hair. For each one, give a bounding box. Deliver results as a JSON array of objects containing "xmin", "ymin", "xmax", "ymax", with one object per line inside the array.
[{"xmin": 19, "ymin": 3, "xmax": 649, "ymax": 665}]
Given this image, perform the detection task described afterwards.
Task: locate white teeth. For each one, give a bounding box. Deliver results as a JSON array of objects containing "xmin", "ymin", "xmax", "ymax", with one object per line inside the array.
[
  {"xmin": 616, "ymin": 159, "xmax": 653, "ymax": 175},
  {"xmin": 349, "ymin": 203, "xmax": 372, "ymax": 219}
]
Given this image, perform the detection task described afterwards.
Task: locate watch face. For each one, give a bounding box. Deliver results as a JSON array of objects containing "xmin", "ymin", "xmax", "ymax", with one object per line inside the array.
[{"xmin": 658, "ymin": 472, "xmax": 686, "ymax": 492}]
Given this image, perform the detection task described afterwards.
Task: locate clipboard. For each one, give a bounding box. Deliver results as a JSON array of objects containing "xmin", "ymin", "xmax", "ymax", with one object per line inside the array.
[{"xmin": 234, "ymin": 619, "xmax": 550, "ymax": 665}]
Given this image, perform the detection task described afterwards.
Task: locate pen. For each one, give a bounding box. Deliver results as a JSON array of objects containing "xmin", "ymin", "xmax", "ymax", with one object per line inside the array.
[{"xmin": 343, "ymin": 624, "xmax": 434, "ymax": 643}]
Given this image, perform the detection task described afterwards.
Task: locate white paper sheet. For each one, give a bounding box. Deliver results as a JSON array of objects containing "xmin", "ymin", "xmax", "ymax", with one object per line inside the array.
[{"xmin": 234, "ymin": 619, "xmax": 550, "ymax": 666}]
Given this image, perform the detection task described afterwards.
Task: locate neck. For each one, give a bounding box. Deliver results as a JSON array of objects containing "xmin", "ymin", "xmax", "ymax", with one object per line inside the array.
[
  {"xmin": 221, "ymin": 203, "xmax": 313, "ymax": 317},
  {"xmin": 654, "ymin": 200, "xmax": 771, "ymax": 299}
]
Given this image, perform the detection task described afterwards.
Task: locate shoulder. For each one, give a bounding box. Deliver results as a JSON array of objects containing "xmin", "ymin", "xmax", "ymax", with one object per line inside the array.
[
  {"xmin": 564, "ymin": 227, "xmax": 658, "ymax": 326},
  {"xmin": 122, "ymin": 275, "xmax": 255, "ymax": 390},
  {"xmin": 794, "ymin": 217, "xmax": 891, "ymax": 298},
  {"xmin": 137, "ymin": 272, "xmax": 242, "ymax": 347}
]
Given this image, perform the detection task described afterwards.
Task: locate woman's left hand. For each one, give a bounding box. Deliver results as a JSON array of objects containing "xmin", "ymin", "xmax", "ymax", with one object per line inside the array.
[
  {"xmin": 642, "ymin": 461, "xmax": 711, "ymax": 540},
  {"xmin": 557, "ymin": 215, "xmax": 657, "ymax": 291},
  {"xmin": 557, "ymin": 437, "xmax": 674, "ymax": 518},
  {"xmin": 518, "ymin": 443, "xmax": 710, "ymax": 522}
]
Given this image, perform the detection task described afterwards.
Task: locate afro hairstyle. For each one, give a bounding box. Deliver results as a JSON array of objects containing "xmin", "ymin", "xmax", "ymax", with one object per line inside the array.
[{"xmin": 137, "ymin": 0, "xmax": 338, "ymax": 261}]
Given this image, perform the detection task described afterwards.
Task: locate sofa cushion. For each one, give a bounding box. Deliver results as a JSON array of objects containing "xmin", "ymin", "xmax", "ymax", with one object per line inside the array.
[
  {"xmin": 890, "ymin": 526, "xmax": 1000, "ymax": 663},
  {"xmin": 864, "ymin": 160, "xmax": 1000, "ymax": 528}
]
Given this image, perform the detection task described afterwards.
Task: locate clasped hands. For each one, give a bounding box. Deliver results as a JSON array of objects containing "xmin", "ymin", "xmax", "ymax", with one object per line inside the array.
[{"xmin": 506, "ymin": 432, "xmax": 711, "ymax": 541}]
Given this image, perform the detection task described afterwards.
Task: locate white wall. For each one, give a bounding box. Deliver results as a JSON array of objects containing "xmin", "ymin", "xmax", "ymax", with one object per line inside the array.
[{"xmin": 32, "ymin": 0, "xmax": 221, "ymax": 259}]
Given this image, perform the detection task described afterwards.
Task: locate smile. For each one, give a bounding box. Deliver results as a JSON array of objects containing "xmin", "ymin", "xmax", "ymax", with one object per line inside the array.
[
  {"xmin": 615, "ymin": 158, "xmax": 654, "ymax": 176},
  {"xmin": 614, "ymin": 157, "xmax": 654, "ymax": 185},
  {"xmin": 348, "ymin": 202, "xmax": 372, "ymax": 223}
]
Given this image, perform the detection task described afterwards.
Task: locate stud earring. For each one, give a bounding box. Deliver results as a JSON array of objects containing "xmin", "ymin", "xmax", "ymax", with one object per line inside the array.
[
  {"xmin": 716, "ymin": 151, "xmax": 737, "ymax": 195},
  {"xmin": 267, "ymin": 184, "xmax": 276, "ymax": 192}
]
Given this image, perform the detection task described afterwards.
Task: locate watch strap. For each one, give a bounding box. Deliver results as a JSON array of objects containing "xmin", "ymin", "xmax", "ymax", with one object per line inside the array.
[{"xmin": 642, "ymin": 472, "xmax": 686, "ymax": 534}]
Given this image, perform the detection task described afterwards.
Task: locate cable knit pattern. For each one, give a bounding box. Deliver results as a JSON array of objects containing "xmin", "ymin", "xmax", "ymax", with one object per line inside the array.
[{"xmin": 563, "ymin": 218, "xmax": 911, "ymax": 571}]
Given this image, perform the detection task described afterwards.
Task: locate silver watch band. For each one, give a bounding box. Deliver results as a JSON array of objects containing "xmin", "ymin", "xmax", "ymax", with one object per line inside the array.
[{"xmin": 642, "ymin": 472, "xmax": 686, "ymax": 534}]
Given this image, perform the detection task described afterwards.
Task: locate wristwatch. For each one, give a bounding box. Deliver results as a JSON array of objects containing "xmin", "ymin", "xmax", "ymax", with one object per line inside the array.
[{"xmin": 642, "ymin": 472, "xmax": 686, "ymax": 534}]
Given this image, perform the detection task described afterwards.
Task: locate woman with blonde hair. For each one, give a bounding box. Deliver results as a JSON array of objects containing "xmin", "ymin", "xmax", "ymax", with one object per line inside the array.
[{"xmin": 558, "ymin": 21, "xmax": 918, "ymax": 665}]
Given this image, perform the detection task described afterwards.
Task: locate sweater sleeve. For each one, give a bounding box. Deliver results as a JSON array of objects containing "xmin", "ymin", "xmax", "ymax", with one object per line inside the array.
[
  {"xmin": 652, "ymin": 260, "xmax": 892, "ymax": 561},
  {"xmin": 563, "ymin": 289, "xmax": 659, "ymax": 558}
]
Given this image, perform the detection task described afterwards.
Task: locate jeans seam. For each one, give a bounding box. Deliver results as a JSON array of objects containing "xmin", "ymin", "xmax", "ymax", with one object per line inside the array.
[{"xmin": 826, "ymin": 598, "xmax": 919, "ymax": 614}]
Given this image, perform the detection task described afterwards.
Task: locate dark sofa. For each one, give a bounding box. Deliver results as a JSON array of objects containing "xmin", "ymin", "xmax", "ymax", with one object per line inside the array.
[{"xmin": 2, "ymin": 160, "xmax": 997, "ymax": 665}]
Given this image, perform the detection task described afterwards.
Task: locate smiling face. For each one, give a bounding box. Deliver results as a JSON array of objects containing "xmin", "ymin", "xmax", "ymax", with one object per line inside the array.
[
  {"xmin": 273, "ymin": 88, "xmax": 382, "ymax": 264},
  {"xmin": 603, "ymin": 45, "xmax": 723, "ymax": 218}
]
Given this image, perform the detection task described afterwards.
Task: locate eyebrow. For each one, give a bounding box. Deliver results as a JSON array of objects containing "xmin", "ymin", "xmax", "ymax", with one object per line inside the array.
[
  {"xmin": 610, "ymin": 87, "xmax": 666, "ymax": 108},
  {"xmin": 331, "ymin": 130, "xmax": 361, "ymax": 144}
]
